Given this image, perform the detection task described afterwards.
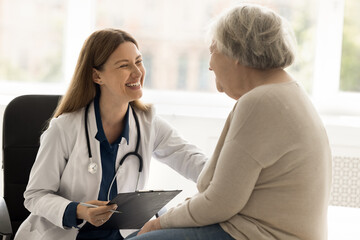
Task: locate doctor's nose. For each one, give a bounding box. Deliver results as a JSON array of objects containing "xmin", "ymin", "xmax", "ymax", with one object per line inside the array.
[{"xmin": 131, "ymin": 66, "xmax": 142, "ymax": 78}]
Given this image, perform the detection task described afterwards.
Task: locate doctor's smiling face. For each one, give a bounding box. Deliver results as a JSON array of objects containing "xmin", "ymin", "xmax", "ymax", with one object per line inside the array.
[{"xmin": 93, "ymin": 41, "xmax": 145, "ymax": 103}]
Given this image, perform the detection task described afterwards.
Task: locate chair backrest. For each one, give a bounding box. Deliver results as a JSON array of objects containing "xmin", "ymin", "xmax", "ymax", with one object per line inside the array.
[{"xmin": 2, "ymin": 95, "xmax": 61, "ymax": 236}]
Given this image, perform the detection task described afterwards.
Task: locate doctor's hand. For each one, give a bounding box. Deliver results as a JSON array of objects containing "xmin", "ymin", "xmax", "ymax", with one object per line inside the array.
[
  {"xmin": 76, "ymin": 200, "xmax": 118, "ymax": 227},
  {"xmin": 137, "ymin": 218, "xmax": 162, "ymax": 236}
]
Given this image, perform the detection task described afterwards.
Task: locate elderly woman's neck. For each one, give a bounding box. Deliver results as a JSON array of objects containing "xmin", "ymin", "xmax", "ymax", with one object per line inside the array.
[
  {"xmin": 245, "ymin": 67, "xmax": 292, "ymax": 88},
  {"xmin": 230, "ymin": 66, "xmax": 293, "ymax": 100}
]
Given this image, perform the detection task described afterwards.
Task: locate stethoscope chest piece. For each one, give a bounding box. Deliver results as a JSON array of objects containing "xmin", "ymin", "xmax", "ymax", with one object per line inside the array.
[
  {"xmin": 88, "ymin": 161, "xmax": 98, "ymax": 174},
  {"xmin": 84, "ymin": 103, "xmax": 143, "ymax": 181}
]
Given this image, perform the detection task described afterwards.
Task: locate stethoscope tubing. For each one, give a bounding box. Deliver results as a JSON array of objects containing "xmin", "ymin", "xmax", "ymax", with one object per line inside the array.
[{"xmin": 84, "ymin": 102, "xmax": 143, "ymax": 200}]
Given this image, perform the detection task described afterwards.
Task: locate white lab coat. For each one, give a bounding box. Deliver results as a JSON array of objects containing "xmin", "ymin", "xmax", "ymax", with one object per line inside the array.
[{"xmin": 14, "ymin": 102, "xmax": 207, "ymax": 240}]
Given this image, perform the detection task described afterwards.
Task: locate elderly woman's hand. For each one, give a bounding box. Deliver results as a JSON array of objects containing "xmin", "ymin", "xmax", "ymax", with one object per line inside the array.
[{"xmin": 137, "ymin": 218, "xmax": 162, "ymax": 236}]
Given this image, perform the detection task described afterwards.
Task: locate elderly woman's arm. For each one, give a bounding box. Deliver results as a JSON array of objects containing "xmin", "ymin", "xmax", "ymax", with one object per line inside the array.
[
  {"xmin": 158, "ymin": 140, "xmax": 262, "ymax": 228},
  {"xmin": 136, "ymin": 140, "xmax": 262, "ymax": 235}
]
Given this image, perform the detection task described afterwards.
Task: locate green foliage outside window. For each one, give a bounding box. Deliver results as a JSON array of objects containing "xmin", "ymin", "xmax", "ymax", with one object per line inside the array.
[{"xmin": 340, "ymin": 0, "xmax": 360, "ymax": 92}]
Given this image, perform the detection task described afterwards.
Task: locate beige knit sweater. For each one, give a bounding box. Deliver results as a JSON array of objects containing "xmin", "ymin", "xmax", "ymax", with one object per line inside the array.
[{"xmin": 160, "ymin": 81, "xmax": 332, "ymax": 240}]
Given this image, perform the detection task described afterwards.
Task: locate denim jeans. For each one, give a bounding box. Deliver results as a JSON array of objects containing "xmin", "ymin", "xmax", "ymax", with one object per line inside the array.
[{"xmin": 124, "ymin": 224, "xmax": 235, "ymax": 240}]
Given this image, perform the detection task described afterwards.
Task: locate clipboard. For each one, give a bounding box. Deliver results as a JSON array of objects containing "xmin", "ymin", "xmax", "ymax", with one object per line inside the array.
[{"xmin": 81, "ymin": 190, "xmax": 181, "ymax": 230}]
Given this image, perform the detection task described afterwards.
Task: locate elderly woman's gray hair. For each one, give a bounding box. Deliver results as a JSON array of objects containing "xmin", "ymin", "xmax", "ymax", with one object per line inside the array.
[{"xmin": 210, "ymin": 4, "xmax": 296, "ymax": 69}]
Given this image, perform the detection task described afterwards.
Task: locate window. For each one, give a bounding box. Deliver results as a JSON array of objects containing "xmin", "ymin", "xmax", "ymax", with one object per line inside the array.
[
  {"xmin": 0, "ymin": 0, "xmax": 358, "ymax": 115},
  {"xmin": 340, "ymin": 0, "xmax": 360, "ymax": 92},
  {"xmin": 93, "ymin": 0, "xmax": 319, "ymax": 94},
  {"xmin": 142, "ymin": 53, "xmax": 153, "ymax": 88},
  {"xmin": 177, "ymin": 55, "xmax": 188, "ymax": 90},
  {"xmin": 198, "ymin": 54, "xmax": 212, "ymax": 91},
  {"xmin": 0, "ymin": 0, "xmax": 66, "ymax": 83}
]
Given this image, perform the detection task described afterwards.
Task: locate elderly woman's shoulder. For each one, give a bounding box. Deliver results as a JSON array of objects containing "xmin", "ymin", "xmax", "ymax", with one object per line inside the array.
[
  {"xmin": 239, "ymin": 81, "xmax": 303, "ymax": 114},
  {"xmin": 245, "ymin": 81, "xmax": 298, "ymax": 99},
  {"xmin": 240, "ymin": 83, "xmax": 275, "ymax": 102},
  {"xmin": 237, "ymin": 82, "xmax": 297, "ymax": 110}
]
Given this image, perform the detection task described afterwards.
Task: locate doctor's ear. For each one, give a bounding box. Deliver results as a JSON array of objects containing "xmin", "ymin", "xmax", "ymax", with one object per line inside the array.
[{"xmin": 92, "ymin": 68, "xmax": 103, "ymax": 85}]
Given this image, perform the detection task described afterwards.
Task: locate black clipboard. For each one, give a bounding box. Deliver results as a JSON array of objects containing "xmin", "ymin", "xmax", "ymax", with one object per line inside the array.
[{"xmin": 81, "ymin": 190, "xmax": 181, "ymax": 230}]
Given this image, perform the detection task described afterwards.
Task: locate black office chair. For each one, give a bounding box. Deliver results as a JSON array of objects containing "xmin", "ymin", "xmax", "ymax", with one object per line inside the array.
[{"xmin": 1, "ymin": 95, "xmax": 61, "ymax": 239}]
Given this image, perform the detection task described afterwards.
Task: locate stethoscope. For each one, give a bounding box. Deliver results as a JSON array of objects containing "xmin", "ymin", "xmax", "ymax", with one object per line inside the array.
[{"xmin": 84, "ymin": 103, "xmax": 143, "ymax": 199}]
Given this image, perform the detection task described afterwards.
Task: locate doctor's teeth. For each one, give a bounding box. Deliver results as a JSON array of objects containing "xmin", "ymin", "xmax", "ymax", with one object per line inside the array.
[{"xmin": 126, "ymin": 82, "xmax": 140, "ymax": 87}]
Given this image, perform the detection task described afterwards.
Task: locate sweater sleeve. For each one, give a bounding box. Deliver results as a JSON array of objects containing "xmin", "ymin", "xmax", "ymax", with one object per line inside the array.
[{"xmin": 160, "ymin": 139, "xmax": 262, "ymax": 227}]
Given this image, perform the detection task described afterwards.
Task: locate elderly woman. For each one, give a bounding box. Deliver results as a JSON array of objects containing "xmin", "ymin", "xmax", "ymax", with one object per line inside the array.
[{"xmin": 126, "ymin": 4, "xmax": 332, "ymax": 240}]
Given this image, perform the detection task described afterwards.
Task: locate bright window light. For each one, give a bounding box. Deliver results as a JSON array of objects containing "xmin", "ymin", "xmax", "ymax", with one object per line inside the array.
[{"xmin": 0, "ymin": 0, "xmax": 359, "ymax": 115}]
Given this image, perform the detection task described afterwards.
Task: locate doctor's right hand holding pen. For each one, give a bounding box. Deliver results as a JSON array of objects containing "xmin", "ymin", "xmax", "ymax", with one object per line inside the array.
[{"xmin": 77, "ymin": 200, "xmax": 118, "ymax": 227}]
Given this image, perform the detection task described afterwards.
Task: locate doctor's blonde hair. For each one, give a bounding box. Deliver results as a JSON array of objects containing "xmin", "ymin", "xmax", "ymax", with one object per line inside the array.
[{"xmin": 53, "ymin": 28, "xmax": 150, "ymax": 118}]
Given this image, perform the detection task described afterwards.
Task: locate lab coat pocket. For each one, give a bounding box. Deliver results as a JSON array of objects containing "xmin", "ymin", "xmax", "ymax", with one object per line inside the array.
[
  {"xmin": 17, "ymin": 215, "xmax": 70, "ymax": 240},
  {"xmin": 40, "ymin": 226, "xmax": 78, "ymax": 240},
  {"xmin": 28, "ymin": 216, "xmax": 77, "ymax": 240},
  {"xmin": 14, "ymin": 220, "xmax": 41, "ymax": 240}
]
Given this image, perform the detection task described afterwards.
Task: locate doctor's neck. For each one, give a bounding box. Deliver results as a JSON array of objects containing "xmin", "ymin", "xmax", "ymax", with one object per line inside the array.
[{"xmin": 98, "ymin": 95, "xmax": 129, "ymax": 127}]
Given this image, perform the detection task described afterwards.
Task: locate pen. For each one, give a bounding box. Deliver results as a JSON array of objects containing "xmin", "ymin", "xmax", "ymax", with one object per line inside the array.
[{"xmin": 80, "ymin": 202, "xmax": 121, "ymax": 214}]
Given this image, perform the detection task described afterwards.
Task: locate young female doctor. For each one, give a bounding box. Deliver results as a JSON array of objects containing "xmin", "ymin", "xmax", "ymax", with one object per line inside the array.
[{"xmin": 14, "ymin": 28, "xmax": 207, "ymax": 240}]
